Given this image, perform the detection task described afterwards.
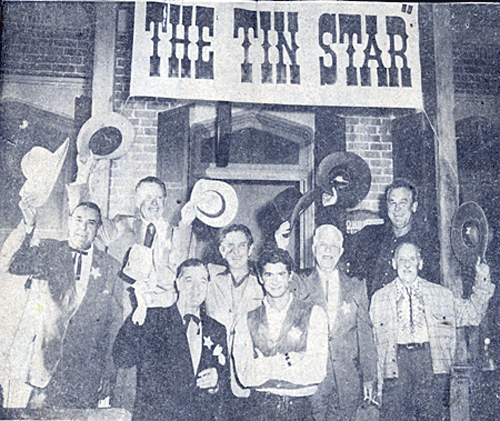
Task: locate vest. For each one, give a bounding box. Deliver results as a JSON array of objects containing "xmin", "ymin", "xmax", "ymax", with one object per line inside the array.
[{"xmin": 247, "ymin": 298, "xmax": 314, "ymax": 357}]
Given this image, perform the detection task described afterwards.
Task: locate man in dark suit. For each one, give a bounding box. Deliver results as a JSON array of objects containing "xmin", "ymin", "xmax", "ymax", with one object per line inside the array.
[
  {"xmin": 113, "ymin": 258, "xmax": 230, "ymax": 421},
  {"xmin": 7, "ymin": 200, "xmax": 123, "ymax": 409},
  {"xmin": 344, "ymin": 178, "xmax": 440, "ymax": 299},
  {"xmin": 299, "ymin": 225, "xmax": 377, "ymax": 421}
]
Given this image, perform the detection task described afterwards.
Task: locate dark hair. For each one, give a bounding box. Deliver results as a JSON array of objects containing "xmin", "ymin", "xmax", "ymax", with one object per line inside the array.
[
  {"xmin": 385, "ymin": 178, "xmax": 419, "ymax": 204},
  {"xmin": 135, "ymin": 176, "xmax": 167, "ymax": 197},
  {"xmin": 176, "ymin": 258, "xmax": 209, "ymax": 279},
  {"xmin": 219, "ymin": 224, "xmax": 254, "ymax": 247},
  {"xmin": 174, "ymin": 258, "xmax": 210, "ymax": 293},
  {"xmin": 257, "ymin": 248, "xmax": 294, "ymax": 277},
  {"xmin": 72, "ymin": 202, "xmax": 102, "ymax": 226}
]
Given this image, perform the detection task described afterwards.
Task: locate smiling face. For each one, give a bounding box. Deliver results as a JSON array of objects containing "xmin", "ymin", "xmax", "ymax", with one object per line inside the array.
[
  {"xmin": 219, "ymin": 230, "xmax": 252, "ymax": 271},
  {"xmin": 136, "ymin": 182, "xmax": 165, "ymax": 222},
  {"xmin": 392, "ymin": 243, "xmax": 422, "ymax": 285},
  {"xmin": 68, "ymin": 205, "xmax": 100, "ymax": 251},
  {"xmin": 313, "ymin": 225, "xmax": 344, "ymax": 272},
  {"xmin": 387, "ymin": 187, "xmax": 418, "ymax": 231},
  {"xmin": 261, "ymin": 262, "xmax": 291, "ymax": 299},
  {"xmin": 177, "ymin": 264, "xmax": 209, "ymax": 311}
]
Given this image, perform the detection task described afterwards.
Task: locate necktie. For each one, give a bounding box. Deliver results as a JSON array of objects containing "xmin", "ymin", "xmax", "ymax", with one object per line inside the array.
[
  {"xmin": 184, "ymin": 313, "xmax": 201, "ymax": 333},
  {"xmin": 70, "ymin": 248, "xmax": 88, "ymax": 282},
  {"xmin": 406, "ymin": 286, "xmax": 414, "ymax": 333},
  {"xmin": 144, "ymin": 223, "xmax": 156, "ymax": 248}
]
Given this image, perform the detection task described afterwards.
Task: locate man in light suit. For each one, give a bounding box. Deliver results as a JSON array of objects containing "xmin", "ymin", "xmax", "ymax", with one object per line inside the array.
[
  {"xmin": 205, "ymin": 224, "xmax": 264, "ymax": 410},
  {"xmin": 113, "ymin": 259, "xmax": 230, "ymax": 421},
  {"xmin": 370, "ymin": 242, "xmax": 494, "ymax": 420},
  {"xmin": 299, "ymin": 225, "xmax": 377, "ymax": 421},
  {"xmin": 7, "ymin": 200, "xmax": 123, "ymax": 409}
]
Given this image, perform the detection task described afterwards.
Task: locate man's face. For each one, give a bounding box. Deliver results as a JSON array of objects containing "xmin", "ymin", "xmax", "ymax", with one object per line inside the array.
[
  {"xmin": 386, "ymin": 187, "xmax": 418, "ymax": 231},
  {"xmin": 261, "ymin": 262, "xmax": 290, "ymax": 299},
  {"xmin": 392, "ymin": 243, "xmax": 421, "ymax": 285},
  {"xmin": 177, "ymin": 265, "xmax": 209, "ymax": 309},
  {"xmin": 313, "ymin": 227, "xmax": 344, "ymax": 272},
  {"xmin": 136, "ymin": 182, "xmax": 165, "ymax": 222},
  {"xmin": 68, "ymin": 206, "xmax": 99, "ymax": 250},
  {"xmin": 219, "ymin": 231, "xmax": 252, "ymax": 271}
]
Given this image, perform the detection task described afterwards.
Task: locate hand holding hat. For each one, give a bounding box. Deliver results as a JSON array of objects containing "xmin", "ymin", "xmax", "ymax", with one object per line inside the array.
[
  {"xmin": 19, "ymin": 138, "xmax": 70, "ymax": 209},
  {"xmin": 190, "ymin": 179, "xmax": 239, "ymax": 228}
]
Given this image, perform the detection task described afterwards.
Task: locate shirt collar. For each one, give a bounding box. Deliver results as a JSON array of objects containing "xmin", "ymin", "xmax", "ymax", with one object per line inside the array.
[
  {"xmin": 263, "ymin": 292, "xmax": 293, "ymax": 314},
  {"xmin": 395, "ymin": 276, "xmax": 421, "ymax": 296},
  {"xmin": 221, "ymin": 261, "xmax": 257, "ymax": 288}
]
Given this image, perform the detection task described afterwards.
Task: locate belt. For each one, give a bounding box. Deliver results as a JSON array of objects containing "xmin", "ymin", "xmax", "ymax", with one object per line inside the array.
[{"xmin": 398, "ymin": 342, "xmax": 430, "ymax": 350}]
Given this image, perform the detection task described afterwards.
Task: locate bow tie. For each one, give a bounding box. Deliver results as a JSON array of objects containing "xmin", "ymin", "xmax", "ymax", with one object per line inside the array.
[
  {"xmin": 184, "ymin": 313, "xmax": 201, "ymax": 326},
  {"xmin": 70, "ymin": 248, "xmax": 88, "ymax": 282},
  {"xmin": 69, "ymin": 247, "xmax": 89, "ymax": 256}
]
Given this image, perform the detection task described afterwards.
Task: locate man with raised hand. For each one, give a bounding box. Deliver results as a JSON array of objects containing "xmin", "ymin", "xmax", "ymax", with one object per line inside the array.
[
  {"xmin": 233, "ymin": 248, "xmax": 328, "ymax": 421},
  {"xmin": 7, "ymin": 199, "xmax": 123, "ymax": 409},
  {"xmin": 370, "ymin": 242, "xmax": 494, "ymax": 420},
  {"xmin": 300, "ymin": 224, "xmax": 377, "ymax": 421}
]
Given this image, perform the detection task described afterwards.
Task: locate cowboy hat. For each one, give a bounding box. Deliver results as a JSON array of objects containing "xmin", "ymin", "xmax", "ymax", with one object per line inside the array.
[
  {"xmin": 257, "ymin": 187, "xmax": 307, "ymax": 235},
  {"xmin": 19, "ymin": 138, "xmax": 70, "ymax": 208},
  {"xmin": 190, "ymin": 179, "xmax": 238, "ymax": 228},
  {"xmin": 77, "ymin": 112, "xmax": 135, "ymax": 160},
  {"xmin": 316, "ymin": 152, "xmax": 371, "ymax": 209},
  {"xmin": 451, "ymin": 201, "xmax": 489, "ymax": 267}
]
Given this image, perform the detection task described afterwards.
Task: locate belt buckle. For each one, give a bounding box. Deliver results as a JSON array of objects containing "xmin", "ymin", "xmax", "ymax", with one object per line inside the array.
[{"xmin": 407, "ymin": 343, "xmax": 416, "ymax": 349}]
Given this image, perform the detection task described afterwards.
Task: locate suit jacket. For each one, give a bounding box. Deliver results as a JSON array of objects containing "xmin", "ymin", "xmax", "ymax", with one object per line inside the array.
[
  {"xmin": 9, "ymin": 236, "xmax": 123, "ymax": 408},
  {"xmin": 370, "ymin": 276, "xmax": 495, "ymax": 381},
  {"xmin": 299, "ymin": 265, "xmax": 377, "ymax": 405},
  {"xmin": 113, "ymin": 305, "xmax": 230, "ymax": 421}
]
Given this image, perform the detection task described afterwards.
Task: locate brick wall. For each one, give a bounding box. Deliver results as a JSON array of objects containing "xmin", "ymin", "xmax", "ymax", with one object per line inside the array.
[
  {"xmin": 1, "ymin": 3, "xmax": 94, "ymax": 79},
  {"xmin": 345, "ymin": 116, "xmax": 393, "ymax": 212},
  {"xmin": 453, "ymin": 42, "xmax": 500, "ymax": 96},
  {"xmin": 109, "ymin": 4, "xmax": 180, "ymax": 217}
]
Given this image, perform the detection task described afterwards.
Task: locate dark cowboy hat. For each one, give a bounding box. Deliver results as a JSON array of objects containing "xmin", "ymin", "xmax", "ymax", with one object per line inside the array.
[
  {"xmin": 257, "ymin": 187, "xmax": 308, "ymax": 235},
  {"xmin": 77, "ymin": 112, "xmax": 135, "ymax": 160},
  {"xmin": 451, "ymin": 201, "xmax": 489, "ymax": 267},
  {"xmin": 316, "ymin": 152, "xmax": 372, "ymax": 209}
]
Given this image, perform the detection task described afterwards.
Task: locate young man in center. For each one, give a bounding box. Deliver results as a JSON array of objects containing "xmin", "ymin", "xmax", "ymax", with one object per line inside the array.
[{"xmin": 233, "ymin": 248, "xmax": 328, "ymax": 421}]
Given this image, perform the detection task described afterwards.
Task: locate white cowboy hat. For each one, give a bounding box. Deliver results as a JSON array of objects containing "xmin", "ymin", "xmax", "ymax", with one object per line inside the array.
[
  {"xmin": 19, "ymin": 138, "xmax": 70, "ymax": 208},
  {"xmin": 190, "ymin": 179, "xmax": 238, "ymax": 228},
  {"xmin": 77, "ymin": 112, "xmax": 135, "ymax": 160}
]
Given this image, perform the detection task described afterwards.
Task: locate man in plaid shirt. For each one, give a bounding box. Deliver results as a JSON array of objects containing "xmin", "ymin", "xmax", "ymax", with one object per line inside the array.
[{"xmin": 370, "ymin": 242, "xmax": 494, "ymax": 421}]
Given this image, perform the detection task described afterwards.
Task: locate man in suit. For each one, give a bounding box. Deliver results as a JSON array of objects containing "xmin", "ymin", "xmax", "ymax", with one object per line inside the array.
[
  {"xmin": 233, "ymin": 248, "xmax": 329, "ymax": 421},
  {"xmin": 113, "ymin": 259, "xmax": 230, "ymax": 421},
  {"xmin": 7, "ymin": 200, "xmax": 123, "ymax": 409},
  {"xmin": 344, "ymin": 178, "xmax": 440, "ymax": 298},
  {"xmin": 69, "ymin": 155, "xmax": 196, "ymax": 313},
  {"xmin": 370, "ymin": 242, "xmax": 494, "ymax": 421},
  {"xmin": 299, "ymin": 224, "xmax": 377, "ymax": 421}
]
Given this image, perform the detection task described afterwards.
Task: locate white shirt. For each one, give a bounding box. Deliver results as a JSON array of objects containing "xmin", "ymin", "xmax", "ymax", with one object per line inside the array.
[{"xmin": 318, "ymin": 268, "xmax": 340, "ymax": 330}]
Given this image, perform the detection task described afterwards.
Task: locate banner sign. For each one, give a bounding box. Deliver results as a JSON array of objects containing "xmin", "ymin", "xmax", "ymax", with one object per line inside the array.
[{"xmin": 131, "ymin": 1, "xmax": 422, "ymax": 108}]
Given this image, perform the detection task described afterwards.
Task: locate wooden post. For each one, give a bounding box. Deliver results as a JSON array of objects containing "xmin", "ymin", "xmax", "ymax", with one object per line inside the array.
[{"xmin": 431, "ymin": 4, "xmax": 469, "ymax": 421}]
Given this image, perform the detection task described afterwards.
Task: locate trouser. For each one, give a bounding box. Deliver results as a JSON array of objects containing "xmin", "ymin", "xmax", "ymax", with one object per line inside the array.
[
  {"xmin": 252, "ymin": 391, "xmax": 313, "ymax": 421},
  {"xmin": 310, "ymin": 357, "xmax": 359, "ymax": 421},
  {"xmin": 381, "ymin": 343, "xmax": 450, "ymax": 421}
]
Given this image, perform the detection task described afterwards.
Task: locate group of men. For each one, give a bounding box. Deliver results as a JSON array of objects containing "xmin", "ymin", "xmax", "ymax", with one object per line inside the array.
[{"xmin": 0, "ymin": 158, "xmax": 495, "ymax": 421}]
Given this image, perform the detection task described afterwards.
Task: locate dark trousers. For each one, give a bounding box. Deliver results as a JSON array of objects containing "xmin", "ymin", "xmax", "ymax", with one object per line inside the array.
[
  {"xmin": 381, "ymin": 343, "xmax": 450, "ymax": 421},
  {"xmin": 250, "ymin": 391, "xmax": 313, "ymax": 421}
]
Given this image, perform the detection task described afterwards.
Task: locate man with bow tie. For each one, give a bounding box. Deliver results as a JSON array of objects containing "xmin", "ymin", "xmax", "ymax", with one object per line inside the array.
[
  {"xmin": 113, "ymin": 258, "xmax": 230, "ymax": 421},
  {"xmin": 6, "ymin": 200, "xmax": 123, "ymax": 409}
]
